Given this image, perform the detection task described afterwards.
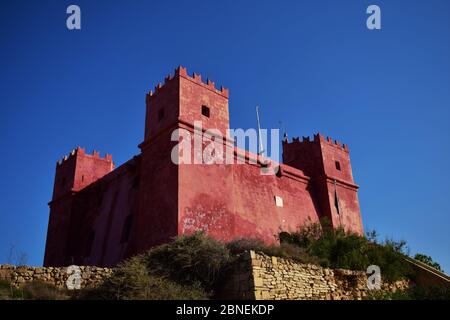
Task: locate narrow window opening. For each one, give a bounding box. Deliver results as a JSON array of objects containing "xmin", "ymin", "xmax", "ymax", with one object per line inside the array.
[
  {"xmin": 120, "ymin": 215, "xmax": 133, "ymax": 244},
  {"xmin": 201, "ymin": 105, "xmax": 210, "ymax": 118},
  {"xmin": 158, "ymin": 109, "xmax": 164, "ymax": 121},
  {"xmin": 85, "ymin": 231, "xmax": 95, "ymax": 257},
  {"xmin": 335, "ymin": 161, "xmax": 341, "ymax": 171}
]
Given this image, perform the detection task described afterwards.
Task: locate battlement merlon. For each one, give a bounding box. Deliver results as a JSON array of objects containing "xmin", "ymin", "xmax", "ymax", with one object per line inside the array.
[
  {"xmin": 283, "ymin": 133, "xmax": 349, "ymax": 152},
  {"xmin": 145, "ymin": 66, "xmax": 229, "ymax": 101},
  {"xmin": 52, "ymin": 147, "xmax": 115, "ymax": 201},
  {"xmin": 56, "ymin": 146, "xmax": 113, "ymax": 167}
]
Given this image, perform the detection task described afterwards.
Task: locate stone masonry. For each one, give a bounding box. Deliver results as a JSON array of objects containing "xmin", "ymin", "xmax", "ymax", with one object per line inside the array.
[
  {"xmin": 218, "ymin": 251, "xmax": 411, "ymax": 300},
  {"xmin": 2, "ymin": 251, "xmax": 413, "ymax": 299},
  {"xmin": 0, "ymin": 264, "xmax": 112, "ymax": 289}
]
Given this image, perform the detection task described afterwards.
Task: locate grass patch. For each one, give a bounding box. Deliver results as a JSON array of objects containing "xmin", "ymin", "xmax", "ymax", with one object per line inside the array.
[
  {"xmin": 365, "ymin": 286, "xmax": 450, "ymax": 300},
  {"xmin": 0, "ymin": 279, "xmax": 69, "ymax": 300}
]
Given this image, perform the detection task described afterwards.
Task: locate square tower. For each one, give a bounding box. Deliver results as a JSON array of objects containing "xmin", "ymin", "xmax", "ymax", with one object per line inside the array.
[
  {"xmin": 283, "ymin": 134, "xmax": 363, "ymax": 235},
  {"xmin": 135, "ymin": 66, "xmax": 231, "ymax": 253},
  {"xmin": 44, "ymin": 147, "xmax": 114, "ymax": 266}
]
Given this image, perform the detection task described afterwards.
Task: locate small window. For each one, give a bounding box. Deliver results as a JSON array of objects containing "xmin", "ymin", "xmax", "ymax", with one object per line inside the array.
[
  {"xmin": 158, "ymin": 109, "xmax": 164, "ymax": 121},
  {"xmin": 201, "ymin": 105, "xmax": 210, "ymax": 118},
  {"xmin": 120, "ymin": 215, "xmax": 133, "ymax": 244},
  {"xmin": 335, "ymin": 161, "xmax": 341, "ymax": 171},
  {"xmin": 81, "ymin": 175, "xmax": 84, "ymax": 182}
]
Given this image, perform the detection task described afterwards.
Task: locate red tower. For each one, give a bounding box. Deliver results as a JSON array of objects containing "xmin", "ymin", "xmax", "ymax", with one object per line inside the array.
[
  {"xmin": 283, "ymin": 135, "xmax": 363, "ymax": 234},
  {"xmin": 44, "ymin": 147, "xmax": 114, "ymax": 266},
  {"xmin": 133, "ymin": 66, "xmax": 231, "ymax": 253}
]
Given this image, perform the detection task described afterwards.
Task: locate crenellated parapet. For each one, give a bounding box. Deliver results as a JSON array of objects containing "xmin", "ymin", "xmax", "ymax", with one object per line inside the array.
[
  {"xmin": 284, "ymin": 133, "xmax": 349, "ymax": 152},
  {"xmin": 146, "ymin": 66, "xmax": 229, "ymax": 101},
  {"xmin": 56, "ymin": 147, "xmax": 113, "ymax": 166}
]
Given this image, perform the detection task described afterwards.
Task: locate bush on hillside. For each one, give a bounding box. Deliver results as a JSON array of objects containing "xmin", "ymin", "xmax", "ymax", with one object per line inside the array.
[
  {"xmin": 226, "ymin": 237, "xmax": 322, "ymax": 265},
  {"xmin": 280, "ymin": 221, "xmax": 415, "ymax": 282},
  {"xmin": 226, "ymin": 238, "xmax": 266, "ymax": 255},
  {"xmin": 365, "ymin": 285, "xmax": 450, "ymax": 300},
  {"xmin": 145, "ymin": 232, "xmax": 230, "ymax": 290},
  {"xmin": 414, "ymin": 253, "xmax": 443, "ymax": 272},
  {"xmin": 77, "ymin": 255, "xmax": 208, "ymax": 300}
]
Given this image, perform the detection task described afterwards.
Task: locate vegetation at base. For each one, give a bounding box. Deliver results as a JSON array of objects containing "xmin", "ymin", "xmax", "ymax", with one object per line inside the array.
[
  {"xmin": 81, "ymin": 224, "xmax": 422, "ymax": 299},
  {"xmin": 278, "ymin": 221, "xmax": 415, "ymax": 282},
  {"xmin": 1, "ymin": 224, "xmax": 446, "ymax": 300},
  {"xmin": 0, "ymin": 279, "xmax": 69, "ymax": 300},
  {"xmin": 77, "ymin": 255, "xmax": 208, "ymax": 300},
  {"xmin": 414, "ymin": 253, "xmax": 443, "ymax": 272},
  {"xmin": 226, "ymin": 237, "xmax": 323, "ymax": 265},
  {"xmin": 365, "ymin": 286, "xmax": 450, "ymax": 300},
  {"xmin": 145, "ymin": 232, "xmax": 230, "ymax": 290}
]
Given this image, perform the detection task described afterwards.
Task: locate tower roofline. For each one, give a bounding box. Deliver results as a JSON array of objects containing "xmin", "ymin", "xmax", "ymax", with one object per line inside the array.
[
  {"xmin": 283, "ymin": 132, "xmax": 349, "ymax": 152},
  {"xmin": 146, "ymin": 65, "xmax": 229, "ymax": 100},
  {"xmin": 56, "ymin": 146, "xmax": 113, "ymax": 167}
]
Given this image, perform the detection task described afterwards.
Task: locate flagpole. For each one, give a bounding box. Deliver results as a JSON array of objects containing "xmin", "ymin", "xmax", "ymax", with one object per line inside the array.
[{"xmin": 256, "ymin": 106, "xmax": 265, "ymax": 156}]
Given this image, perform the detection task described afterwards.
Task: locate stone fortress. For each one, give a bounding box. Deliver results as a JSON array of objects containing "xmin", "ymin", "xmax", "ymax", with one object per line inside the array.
[{"xmin": 44, "ymin": 66, "xmax": 363, "ymax": 267}]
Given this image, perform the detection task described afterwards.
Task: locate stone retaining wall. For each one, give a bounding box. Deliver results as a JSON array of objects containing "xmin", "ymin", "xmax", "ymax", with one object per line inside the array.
[
  {"xmin": 218, "ymin": 251, "xmax": 411, "ymax": 300},
  {"xmin": 1, "ymin": 252, "xmax": 413, "ymax": 299},
  {"xmin": 0, "ymin": 264, "xmax": 112, "ymax": 289}
]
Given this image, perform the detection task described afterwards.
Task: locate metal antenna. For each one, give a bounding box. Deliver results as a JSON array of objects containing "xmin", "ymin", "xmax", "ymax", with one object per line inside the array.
[{"xmin": 256, "ymin": 106, "xmax": 265, "ymax": 156}]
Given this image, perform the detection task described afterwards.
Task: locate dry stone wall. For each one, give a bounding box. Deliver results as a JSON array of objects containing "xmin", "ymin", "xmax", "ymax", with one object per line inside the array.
[
  {"xmin": 218, "ymin": 251, "xmax": 411, "ymax": 300},
  {"xmin": 0, "ymin": 264, "xmax": 112, "ymax": 289},
  {"xmin": 1, "ymin": 251, "xmax": 412, "ymax": 299}
]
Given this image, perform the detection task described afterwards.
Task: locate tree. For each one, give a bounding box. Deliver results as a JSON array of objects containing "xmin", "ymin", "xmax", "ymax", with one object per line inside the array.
[{"xmin": 414, "ymin": 253, "xmax": 443, "ymax": 272}]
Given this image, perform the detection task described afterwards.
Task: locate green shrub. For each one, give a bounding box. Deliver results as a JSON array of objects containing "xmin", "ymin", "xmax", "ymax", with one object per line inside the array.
[
  {"xmin": 365, "ymin": 286, "xmax": 450, "ymax": 300},
  {"xmin": 281, "ymin": 222, "xmax": 415, "ymax": 282},
  {"xmin": 226, "ymin": 238, "xmax": 266, "ymax": 255},
  {"xmin": 78, "ymin": 255, "xmax": 208, "ymax": 300},
  {"xmin": 226, "ymin": 237, "xmax": 321, "ymax": 265},
  {"xmin": 364, "ymin": 289, "xmax": 413, "ymax": 300},
  {"xmin": 414, "ymin": 253, "xmax": 443, "ymax": 272},
  {"xmin": 145, "ymin": 232, "xmax": 230, "ymax": 290}
]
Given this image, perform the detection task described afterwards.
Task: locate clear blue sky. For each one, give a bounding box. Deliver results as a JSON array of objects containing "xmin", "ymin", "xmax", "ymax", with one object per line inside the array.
[{"xmin": 1, "ymin": 0, "xmax": 449, "ymax": 272}]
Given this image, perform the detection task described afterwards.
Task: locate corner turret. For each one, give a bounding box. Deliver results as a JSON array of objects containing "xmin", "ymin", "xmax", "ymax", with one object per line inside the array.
[{"xmin": 283, "ymin": 133, "xmax": 363, "ymax": 235}]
